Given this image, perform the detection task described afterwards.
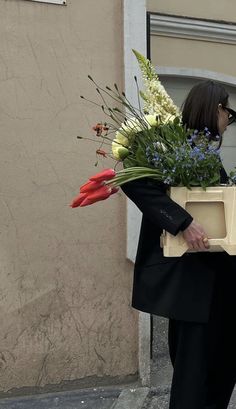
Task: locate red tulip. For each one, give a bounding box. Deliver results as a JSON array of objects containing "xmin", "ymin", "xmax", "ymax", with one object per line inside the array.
[
  {"xmin": 79, "ymin": 185, "xmax": 113, "ymax": 207},
  {"xmin": 70, "ymin": 169, "xmax": 118, "ymax": 208},
  {"xmin": 111, "ymin": 187, "xmax": 119, "ymax": 195},
  {"xmin": 80, "ymin": 179, "xmax": 103, "ymax": 193},
  {"xmin": 90, "ymin": 168, "xmax": 116, "ymax": 182},
  {"xmin": 70, "ymin": 192, "xmax": 87, "ymax": 208}
]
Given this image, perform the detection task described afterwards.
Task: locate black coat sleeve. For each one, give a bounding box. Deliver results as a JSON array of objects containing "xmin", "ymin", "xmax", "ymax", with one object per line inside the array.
[{"xmin": 121, "ymin": 178, "xmax": 193, "ymax": 236}]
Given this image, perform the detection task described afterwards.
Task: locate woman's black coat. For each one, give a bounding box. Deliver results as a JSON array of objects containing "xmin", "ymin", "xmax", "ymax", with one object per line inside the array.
[{"xmin": 122, "ymin": 173, "xmax": 236, "ymax": 323}]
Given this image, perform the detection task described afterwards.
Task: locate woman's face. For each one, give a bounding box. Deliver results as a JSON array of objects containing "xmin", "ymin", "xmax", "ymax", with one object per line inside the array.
[{"xmin": 217, "ymin": 105, "xmax": 229, "ymax": 135}]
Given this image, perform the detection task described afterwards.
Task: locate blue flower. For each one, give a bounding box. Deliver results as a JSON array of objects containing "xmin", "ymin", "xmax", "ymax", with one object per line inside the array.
[{"xmin": 164, "ymin": 176, "xmax": 173, "ymax": 185}]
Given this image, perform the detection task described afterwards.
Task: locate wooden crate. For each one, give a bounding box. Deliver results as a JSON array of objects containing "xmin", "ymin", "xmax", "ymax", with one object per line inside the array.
[{"xmin": 162, "ymin": 186, "xmax": 236, "ymax": 257}]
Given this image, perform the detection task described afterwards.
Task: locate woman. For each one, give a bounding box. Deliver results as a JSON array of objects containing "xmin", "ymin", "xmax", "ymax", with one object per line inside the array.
[{"xmin": 122, "ymin": 80, "xmax": 236, "ymax": 409}]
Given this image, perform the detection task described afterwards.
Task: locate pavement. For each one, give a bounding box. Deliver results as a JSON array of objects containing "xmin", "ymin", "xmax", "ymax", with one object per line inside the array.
[
  {"xmin": 0, "ymin": 386, "xmax": 176, "ymax": 409},
  {"xmin": 0, "ymin": 386, "xmax": 151, "ymax": 409},
  {"xmin": 1, "ymin": 378, "xmax": 236, "ymax": 409},
  {"xmin": 0, "ymin": 386, "xmax": 124, "ymax": 409}
]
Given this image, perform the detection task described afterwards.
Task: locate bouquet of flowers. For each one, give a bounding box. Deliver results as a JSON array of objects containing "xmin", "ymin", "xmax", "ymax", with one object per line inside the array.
[{"xmin": 71, "ymin": 50, "xmax": 236, "ymax": 208}]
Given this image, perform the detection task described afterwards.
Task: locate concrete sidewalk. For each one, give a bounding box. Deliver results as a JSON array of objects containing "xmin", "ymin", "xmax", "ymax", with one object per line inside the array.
[
  {"xmin": 0, "ymin": 387, "xmax": 120, "ymax": 409},
  {"xmin": 0, "ymin": 386, "xmax": 175, "ymax": 409},
  {"xmin": 1, "ymin": 384, "xmax": 235, "ymax": 409},
  {"xmin": 0, "ymin": 386, "xmax": 151, "ymax": 409}
]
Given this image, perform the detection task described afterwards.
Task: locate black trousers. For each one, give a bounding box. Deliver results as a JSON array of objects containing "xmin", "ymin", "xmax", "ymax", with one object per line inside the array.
[{"xmin": 168, "ymin": 270, "xmax": 236, "ymax": 409}]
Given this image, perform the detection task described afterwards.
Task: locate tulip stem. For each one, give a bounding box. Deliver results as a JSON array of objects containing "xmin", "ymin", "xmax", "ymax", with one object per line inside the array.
[{"xmin": 105, "ymin": 167, "xmax": 164, "ymax": 187}]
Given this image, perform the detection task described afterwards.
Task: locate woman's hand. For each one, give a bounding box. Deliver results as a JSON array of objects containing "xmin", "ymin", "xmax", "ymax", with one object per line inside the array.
[{"xmin": 182, "ymin": 220, "xmax": 210, "ymax": 251}]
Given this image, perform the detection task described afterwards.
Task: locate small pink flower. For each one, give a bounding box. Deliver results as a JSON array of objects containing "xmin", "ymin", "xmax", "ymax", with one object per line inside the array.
[
  {"xmin": 96, "ymin": 149, "xmax": 107, "ymax": 158},
  {"xmin": 92, "ymin": 123, "xmax": 103, "ymax": 136},
  {"xmin": 92, "ymin": 123, "xmax": 109, "ymax": 137}
]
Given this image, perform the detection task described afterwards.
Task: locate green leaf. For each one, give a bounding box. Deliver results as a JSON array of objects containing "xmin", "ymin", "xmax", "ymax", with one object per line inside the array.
[
  {"xmin": 209, "ymin": 173, "xmax": 220, "ymax": 185},
  {"xmin": 123, "ymin": 156, "xmax": 138, "ymax": 168},
  {"xmin": 135, "ymin": 146, "xmax": 149, "ymax": 166}
]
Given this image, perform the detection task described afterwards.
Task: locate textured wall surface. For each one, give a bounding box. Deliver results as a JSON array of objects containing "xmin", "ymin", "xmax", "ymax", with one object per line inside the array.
[
  {"xmin": 147, "ymin": 0, "xmax": 236, "ymax": 77},
  {"xmin": 0, "ymin": 0, "xmax": 138, "ymax": 392},
  {"xmin": 147, "ymin": 0, "xmax": 236, "ymax": 22},
  {"xmin": 150, "ymin": 37, "xmax": 236, "ymax": 78}
]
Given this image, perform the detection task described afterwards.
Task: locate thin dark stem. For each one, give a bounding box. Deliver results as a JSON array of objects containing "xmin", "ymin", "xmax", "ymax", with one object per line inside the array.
[{"xmin": 77, "ymin": 136, "xmax": 112, "ymax": 145}]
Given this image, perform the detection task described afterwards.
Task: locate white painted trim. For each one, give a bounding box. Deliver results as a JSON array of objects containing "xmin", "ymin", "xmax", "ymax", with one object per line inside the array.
[
  {"xmin": 123, "ymin": 0, "xmax": 147, "ymax": 107},
  {"xmin": 25, "ymin": 0, "xmax": 66, "ymax": 5},
  {"xmin": 123, "ymin": 0, "xmax": 150, "ymax": 387},
  {"xmin": 150, "ymin": 13, "xmax": 236, "ymax": 44},
  {"xmin": 157, "ymin": 66, "xmax": 236, "ymax": 87},
  {"xmin": 123, "ymin": 0, "xmax": 146, "ymax": 265}
]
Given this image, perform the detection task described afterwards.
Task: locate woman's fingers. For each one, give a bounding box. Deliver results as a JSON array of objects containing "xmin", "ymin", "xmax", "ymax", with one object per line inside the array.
[
  {"xmin": 202, "ymin": 237, "xmax": 210, "ymax": 249},
  {"xmin": 190, "ymin": 238, "xmax": 206, "ymax": 251},
  {"xmin": 182, "ymin": 220, "xmax": 210, "ymax": 251}
]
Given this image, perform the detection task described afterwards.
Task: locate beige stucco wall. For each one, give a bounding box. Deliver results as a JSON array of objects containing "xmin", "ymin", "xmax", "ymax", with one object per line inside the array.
[
  {"xmin": 0, "ymin": 0, "xmax": 138, "ymax": 392},
  {"xmin": 150, "ymin": 37, "xmax": 236, "ymax": 77},
  {"xmin": 147, "ymin": 0, "xmax": 236, "ymax": 22},
  {"xmin": 147, "ymin": 1, "xmax": 236, "ymax": 77}
]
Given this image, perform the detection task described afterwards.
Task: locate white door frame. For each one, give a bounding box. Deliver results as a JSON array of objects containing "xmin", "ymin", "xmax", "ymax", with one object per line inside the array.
[{"xmin": 123, "ymin": 0, "xmax": 150, "ymax": 387}]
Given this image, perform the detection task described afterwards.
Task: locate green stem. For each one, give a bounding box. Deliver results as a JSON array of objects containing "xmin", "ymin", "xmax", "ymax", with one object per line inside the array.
[{"xmin": 105, "ymin": 167, "xmax": 163, "ymax": 187}]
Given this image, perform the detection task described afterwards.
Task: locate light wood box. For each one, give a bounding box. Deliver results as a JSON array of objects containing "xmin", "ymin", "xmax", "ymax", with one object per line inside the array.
[{"xmin": 162, "ymin": 186, "xmax": 236, "ymax": 257}]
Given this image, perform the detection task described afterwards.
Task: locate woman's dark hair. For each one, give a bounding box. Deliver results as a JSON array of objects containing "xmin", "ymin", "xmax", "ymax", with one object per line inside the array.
[{"xmin": 182, "ymin": 80, "xmax": 229, "ymax": 143}]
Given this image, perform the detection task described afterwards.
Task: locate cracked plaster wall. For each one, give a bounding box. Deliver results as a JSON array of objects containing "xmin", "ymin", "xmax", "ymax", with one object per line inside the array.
[{"xmin": 0, "ymin": 0, "xmax": 138, "ymax": 392}]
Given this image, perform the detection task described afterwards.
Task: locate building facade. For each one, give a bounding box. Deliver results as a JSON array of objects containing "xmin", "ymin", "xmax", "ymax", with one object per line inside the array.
[
  {"xmin": 0, "ymin": 0, "xmax": 139, "ymax": 394},
  {"xmin": 147, "ymin": 0, "xmax": 236, "ymax": 171},
  {"xmin": 0, "ymin": 0, "xmax": 236, "ymax": 395}
]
